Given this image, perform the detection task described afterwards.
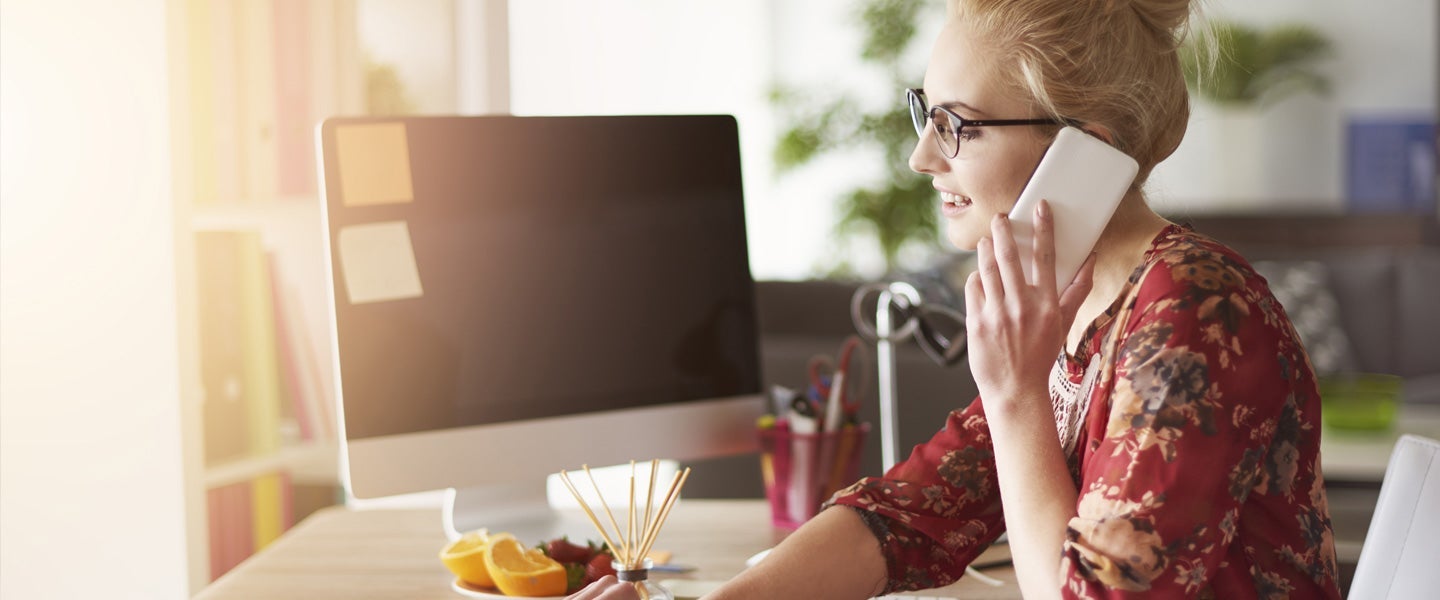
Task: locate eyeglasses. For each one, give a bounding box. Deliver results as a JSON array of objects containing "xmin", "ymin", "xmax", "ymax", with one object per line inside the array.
[{"xmin": 906, "ymin": 88, "xmax": 1065, "ymax": 158}]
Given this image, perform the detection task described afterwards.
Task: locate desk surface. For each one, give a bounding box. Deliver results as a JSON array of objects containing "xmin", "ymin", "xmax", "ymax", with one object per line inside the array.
[
  {"xmin": 195, "ymin": 408, "xmax": 1440, "ymax": 599},
  {"xmin": 1320, "ymin": 404, "xmax": 1440, "ymax": 481},
  {"xmin": 195, "ymin": 499, "xmax": 1020, "ymax": 600}
]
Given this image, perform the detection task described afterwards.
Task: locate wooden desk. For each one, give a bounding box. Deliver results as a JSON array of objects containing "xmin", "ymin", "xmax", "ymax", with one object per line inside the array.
[
  {"xmin": 196, "ymin": 406, "xmax": 1440, "ymax": 600},
  {"xmin": 195, "ymin": 499, "xmax": 1020, "ymax": 599}
]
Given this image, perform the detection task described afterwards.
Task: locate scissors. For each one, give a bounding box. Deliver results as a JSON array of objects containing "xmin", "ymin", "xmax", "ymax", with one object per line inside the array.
[{"xmin": 806, "ymin": 335, "xmax": 868, "ymax": 426}]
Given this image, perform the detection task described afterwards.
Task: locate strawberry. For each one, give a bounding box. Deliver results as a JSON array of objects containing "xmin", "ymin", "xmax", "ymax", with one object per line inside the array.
[
  {"xmin": 545, "ymin": 536, "xmax": 591, "ymax": 563},
  {"xmin": 583, "ymin": 552, "xmax": 616, "ymax": 584}
]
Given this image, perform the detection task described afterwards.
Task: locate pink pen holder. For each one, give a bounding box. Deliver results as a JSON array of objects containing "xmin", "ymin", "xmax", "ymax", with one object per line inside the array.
[{"xmin": 758, "ymin": 422, "xmax": 869, "ymax": 530}]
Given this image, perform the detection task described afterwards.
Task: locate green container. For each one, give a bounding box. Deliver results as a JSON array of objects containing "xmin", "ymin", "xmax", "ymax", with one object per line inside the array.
[{"xmin": 1318, "ymin": 373, "xmax": 1402, "ymax": 431}]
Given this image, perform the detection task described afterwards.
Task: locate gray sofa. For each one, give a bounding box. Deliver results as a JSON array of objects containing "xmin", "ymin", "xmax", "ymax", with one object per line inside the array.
[{"xmin": 683, "ymin": 215, "xmax": 1440, "ymax": 500}]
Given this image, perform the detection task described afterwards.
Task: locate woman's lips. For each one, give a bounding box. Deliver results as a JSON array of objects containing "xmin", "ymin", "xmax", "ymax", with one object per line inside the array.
[{"xmin": 940, "ymin": 191, "xmax": 972, "ymax": 217}]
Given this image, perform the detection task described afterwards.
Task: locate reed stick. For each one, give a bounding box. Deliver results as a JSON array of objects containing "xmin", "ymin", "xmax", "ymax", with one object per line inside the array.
[
  {"xmin": 582, "ymin": 464, "xmax": 630, "ymax": 563},
  {"xmin": 560, "ymin": 460, "xmax": 691, "ymax": 578},
  {"xmin": 638, "ymin": 467, "xmax": 690, "ymax": 561},
  {"xmin": 637, "ymin": 469, "xmax": 688, "ymax": 561},
  {"xmin": 557, "ymin": 470, "xmax": 623, "ymax": 560},
  {"xmin": 643, "ymin": 468, "xmax": 682, "ymax": 548},
  {"xmin": 642, "ymin": 459, "xmax": 658, "ymax": 550},
  {"xmin": 627, "ymin": 461, "xmax": 637, "ymax": 566}
]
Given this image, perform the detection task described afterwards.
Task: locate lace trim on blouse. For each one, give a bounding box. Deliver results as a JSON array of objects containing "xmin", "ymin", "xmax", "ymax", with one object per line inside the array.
[{"xmin": 1049, "ymin": 352, "xmax": 1099, "ymax": 456}]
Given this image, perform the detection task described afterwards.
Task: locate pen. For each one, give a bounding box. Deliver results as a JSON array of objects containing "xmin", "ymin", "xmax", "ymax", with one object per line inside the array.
[
  {"xmin": 822, "ymin": 423, "xmax": 857, "ymax": 499},
  {"xmin": 813, "ymin": 371, "xmax": 847, "ymax": 502},
  {"xmin": 822, "ymin": 371, "xmax": 845, "ymax": 433},
  {"xmin": 787, "ymin": 397, "xmax": 817, "ymax": 524}
]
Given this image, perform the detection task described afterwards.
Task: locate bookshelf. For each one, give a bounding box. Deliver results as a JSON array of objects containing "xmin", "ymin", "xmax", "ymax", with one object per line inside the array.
[
  {"xmin": 170, "ymin": 0, "xmax": 363, "ymax": 593},
  {"xmin": 172, "ymin": 1, "xmax": 511, "ymax": 593},
  {"xmin": 203, "ymin": 439, "xmax": 340, "ymax": 490}
]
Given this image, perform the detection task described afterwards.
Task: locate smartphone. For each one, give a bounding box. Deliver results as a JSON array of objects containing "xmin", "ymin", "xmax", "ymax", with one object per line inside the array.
[{"xmin": 1008, "ymin": 126, "xmax": 1139, "ymax": 290}]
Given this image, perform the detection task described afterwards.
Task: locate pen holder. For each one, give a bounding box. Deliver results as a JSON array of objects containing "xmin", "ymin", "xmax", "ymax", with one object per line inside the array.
[{"xmin": 758, "ymin": 423, "xmax": 869, "ymax": 530}]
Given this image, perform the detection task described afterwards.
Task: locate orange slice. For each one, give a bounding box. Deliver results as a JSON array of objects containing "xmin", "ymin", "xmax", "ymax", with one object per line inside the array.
[
  {"xmin": 439, "ymin": 529, "xmax": 496, "ymax": 588},
  {"xmin": 483, "ymin": 535, "xmax": 567, "ymax": 597}
]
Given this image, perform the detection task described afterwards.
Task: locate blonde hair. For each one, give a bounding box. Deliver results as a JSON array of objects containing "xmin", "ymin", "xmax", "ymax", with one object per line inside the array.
[{"xmin": 949, "ymin": 0, "xmax": 1201, "ymax": 187}]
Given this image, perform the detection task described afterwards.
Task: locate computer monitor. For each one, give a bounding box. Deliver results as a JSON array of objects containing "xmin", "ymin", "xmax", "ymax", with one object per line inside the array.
[{"xmin": 316, "ymin": 115, "xmax": 765, "ymax": 538}]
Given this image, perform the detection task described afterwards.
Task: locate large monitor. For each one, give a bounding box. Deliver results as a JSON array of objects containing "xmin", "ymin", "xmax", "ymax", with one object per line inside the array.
[{"xmin": 316, "ymin": 115, "xmax": 765, "ymax": 537}]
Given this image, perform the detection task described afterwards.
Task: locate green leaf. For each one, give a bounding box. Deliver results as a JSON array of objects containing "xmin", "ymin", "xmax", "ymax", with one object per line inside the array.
[
  {"xmin": 859, "ymin": 0, "xmax": 923, "ymax": 65},
  {"xmin": 836, "ymin": 173, "xmax": 936, "ymax": 268},
  {"xmin": 564, "ymin": 563, "xmax": 587, "ymax": 594},
  {"xmin": 769, "ymin": 0, "xmax": 946, "ymax": 272},
  {"xmin": 774, "ymin": 126, "xmax": 825, "ymax": 171},
  {"xmin": 1182, "ymin": 20, "xmax": 1331, "ymax": 106}
]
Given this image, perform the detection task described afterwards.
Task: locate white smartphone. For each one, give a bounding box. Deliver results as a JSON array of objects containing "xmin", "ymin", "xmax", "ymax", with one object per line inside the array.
[{"xmin": 1008, "ymin": 126, "xmax": 1139, "ymax": 290}]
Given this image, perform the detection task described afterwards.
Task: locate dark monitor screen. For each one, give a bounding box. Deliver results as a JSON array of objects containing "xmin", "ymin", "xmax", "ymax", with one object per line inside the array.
[{"xmin": 319, "ymin": 115, "xmax": 761, "ymax": 442}]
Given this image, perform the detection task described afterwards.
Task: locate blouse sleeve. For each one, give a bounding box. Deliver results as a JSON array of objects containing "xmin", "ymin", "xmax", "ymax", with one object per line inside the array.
[
  {"xmin": 825, "ymin": 397, "xmax": 1007, "ymax": 594},
  {"xmin": 1060, "ymin": 250, "xmax": 1317, "ymax": 597}
]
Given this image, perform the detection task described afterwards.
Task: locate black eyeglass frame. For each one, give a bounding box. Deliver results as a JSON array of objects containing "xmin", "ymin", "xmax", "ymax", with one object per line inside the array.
[{"xmin": 906, "ymin": 88, "xmax": 1068, "ymax": 158}]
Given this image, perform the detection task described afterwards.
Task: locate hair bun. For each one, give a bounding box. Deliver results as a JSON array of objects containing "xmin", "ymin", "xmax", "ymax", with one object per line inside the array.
[{"xmin": 1122, "ymin": 0, "xmax": 1195, "ymax": 39}]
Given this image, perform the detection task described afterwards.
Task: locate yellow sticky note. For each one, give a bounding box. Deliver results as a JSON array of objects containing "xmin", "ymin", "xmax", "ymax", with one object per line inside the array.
[
  {"xmin": 337, "ymin": 221, "xmax": 424, "ymax": 305},
  {"xmin": 335, "ymin": 122, "xmax": 414, "ymax": 206}
]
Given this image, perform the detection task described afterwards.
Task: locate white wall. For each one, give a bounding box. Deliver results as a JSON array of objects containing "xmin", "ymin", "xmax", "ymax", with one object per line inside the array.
[
  {"xmin": 0, "ymin": 0, "xmax": 190, "ymax": 598},
  {"xmin": 357, "ymin": 0, "xmax": 459, "ymax": 114},
  {"xmin": 378, "ymin": 0, "xmax": 1435, "ymax": 276},
  {"xmin": 508, "ymin": 0, "xmax": 951, "ymax": 279}
]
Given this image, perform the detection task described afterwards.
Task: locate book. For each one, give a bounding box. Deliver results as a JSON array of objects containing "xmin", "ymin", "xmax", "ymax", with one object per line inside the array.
[
  {"xmin": 267, "ymin": 252, "xmax": 315, "ymax": 442},
  {"xmin": 207, "ymin": 479, "xmax": 254, "ymax": 580},
  {"xmin": 272, "ymin": 0, "xmax": 316, "ymax": 196},
  {"xmin": 237, "ymin": 0, "xmax": 277, "ymax": 202},
  {"xmin": 196, "ymin": 232, "xmax": 251, "ymax": 465},
  {"xmin": 1346, "ymin": 117, "xmax": 1437, "ymax": 212},
  {"xmin": 196, "ymin": 230, "xmax": 285, "ymax": 460},
  {"xmin": 251, "ymin": 470, "xmax": 293, "ymax": 552},
  {"xmin": 235, "ymin": 233, "xmax": 284, "ymax": 455},
  {"xmin": 296, "ymin": 317, "xmax": 337, "ymax": 441},
  {"xmin": 267, "ymin": 253, "xmax": 336, "ymax": 442}
]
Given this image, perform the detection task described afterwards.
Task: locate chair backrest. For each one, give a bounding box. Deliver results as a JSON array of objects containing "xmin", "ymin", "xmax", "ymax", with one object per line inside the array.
[{"xmin": 1347, "ymin": 434, "xmax": 1440, "ymax": 599}]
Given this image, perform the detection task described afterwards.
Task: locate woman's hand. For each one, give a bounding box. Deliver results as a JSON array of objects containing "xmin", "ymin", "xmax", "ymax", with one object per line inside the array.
[
  {"xmin": 566, "ymin": 576, "xmax": 639, "ymax": 600},
  {"xmin": 964, "ymin": 200, "xmax": 1095, "ymax": 410}
]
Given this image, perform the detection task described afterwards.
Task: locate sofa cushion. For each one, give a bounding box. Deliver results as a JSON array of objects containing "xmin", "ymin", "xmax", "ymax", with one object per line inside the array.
[
  {"xmin": 1319, "ymin": 249, "xmax": 1399, "ymax": 375},
  {"xmin": 1253, "ymin": 260, "xmax": 1360, "ymax": 375},
  {"xmin": 1397, "ymin": 249, "xmax": 1440, "ymax": 378}
]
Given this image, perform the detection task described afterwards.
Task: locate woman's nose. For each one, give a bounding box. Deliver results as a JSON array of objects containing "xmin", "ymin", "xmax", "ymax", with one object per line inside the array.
[{"xmin": 908, "ymin": 128, "xmax": 944, "ymax": 175}]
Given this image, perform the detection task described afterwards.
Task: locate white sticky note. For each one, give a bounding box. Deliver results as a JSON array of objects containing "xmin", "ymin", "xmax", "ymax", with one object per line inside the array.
[{"xmin": 337, "ymin": 221, "xmax": 424, "ymax": 305}]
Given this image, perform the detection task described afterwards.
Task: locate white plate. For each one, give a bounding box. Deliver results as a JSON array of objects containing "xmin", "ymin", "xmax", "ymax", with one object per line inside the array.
[{"xmin": 450, "ymin": 578, "xmax": 567, "ymax": 599}]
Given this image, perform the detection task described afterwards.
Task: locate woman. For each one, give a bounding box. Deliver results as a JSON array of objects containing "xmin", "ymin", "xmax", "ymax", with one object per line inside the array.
[{"xmin": 574, "ymin": 0, "xmax": 1340, "ymax": 597}]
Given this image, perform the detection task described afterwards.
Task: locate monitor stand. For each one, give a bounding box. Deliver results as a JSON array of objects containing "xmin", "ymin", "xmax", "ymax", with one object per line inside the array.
[
  {"xmin": 443, "ymin": 463, "xmax": 677, "ymax": 544},
  {"xmin": 442, "ymin": 481, "xmax": 562, "ymax": 543}
]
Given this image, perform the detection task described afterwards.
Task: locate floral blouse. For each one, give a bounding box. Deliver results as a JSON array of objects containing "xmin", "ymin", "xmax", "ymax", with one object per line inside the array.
[{"xmin": 828, "ymin": 225, "xmax": 1341, "ymax": 598}]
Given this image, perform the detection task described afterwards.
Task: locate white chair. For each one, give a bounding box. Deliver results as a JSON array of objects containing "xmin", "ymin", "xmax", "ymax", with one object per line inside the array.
[{"xmin": 1347, "ymin": 434, "xmax": 1440, "ymax": 599}]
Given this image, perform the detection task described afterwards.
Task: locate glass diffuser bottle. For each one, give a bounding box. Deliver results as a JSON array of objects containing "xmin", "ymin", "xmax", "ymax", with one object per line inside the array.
[{"xmin": 613, "ymin": 558, "xmax": 673, "ymax": 600}]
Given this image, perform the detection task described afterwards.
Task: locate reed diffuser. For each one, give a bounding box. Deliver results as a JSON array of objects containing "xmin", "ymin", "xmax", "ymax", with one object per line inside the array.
[{"xmin": 558, "ymin": 460, "xmax": 691, "ymax": 600}]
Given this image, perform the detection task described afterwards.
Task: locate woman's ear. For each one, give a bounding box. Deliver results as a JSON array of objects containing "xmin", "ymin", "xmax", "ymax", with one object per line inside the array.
[{"xmin": 1080, "ymin": 124, "xmax": 1116, "ymax": 145}]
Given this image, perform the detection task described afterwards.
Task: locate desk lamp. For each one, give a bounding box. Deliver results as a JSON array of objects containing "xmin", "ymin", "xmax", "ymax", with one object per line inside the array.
[{"xmin": 850, "ymin": 282, "xmax": 967, "ymax": 472}]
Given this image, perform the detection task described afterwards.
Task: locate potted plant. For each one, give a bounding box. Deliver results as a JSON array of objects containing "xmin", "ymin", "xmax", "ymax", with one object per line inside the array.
[
  {"xmin": 1181, "ymin": 20, "xmax": 1333, "ymax": 107},
  {"xmin": 1178, "ymin": 20, "xmax": 1332, "ymax": 202},
  {"xmin": 771, "ymin": 0, "xmax": 940, "ymax": 277}
]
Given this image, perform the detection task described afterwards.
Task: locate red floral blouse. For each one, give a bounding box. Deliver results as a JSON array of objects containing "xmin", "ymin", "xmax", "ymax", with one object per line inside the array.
[{"xmin": 828, "ymin": 225, "xmax": 1341, "ymax": 598}]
